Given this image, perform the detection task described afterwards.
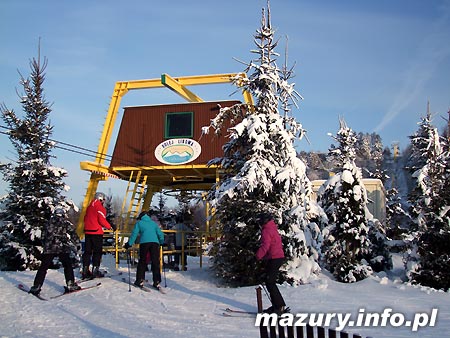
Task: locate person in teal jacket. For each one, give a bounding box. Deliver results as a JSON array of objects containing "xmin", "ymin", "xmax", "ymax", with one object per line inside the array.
[{"xmin": 124, "ymin": 210, "xmax": 165, "ymax": 289}]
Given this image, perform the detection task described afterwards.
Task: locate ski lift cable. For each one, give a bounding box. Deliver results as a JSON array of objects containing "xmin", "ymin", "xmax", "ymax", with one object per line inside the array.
[
  {"xmin": 0, "ymin": 124, "xmax": 181, "ymax": 171},
  {"xmin": 0, "ymin": 124, "xmax": 112, "ymax": 160}
]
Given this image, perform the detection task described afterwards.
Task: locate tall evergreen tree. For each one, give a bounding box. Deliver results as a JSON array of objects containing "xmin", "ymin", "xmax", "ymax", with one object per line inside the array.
[
  {"xmin": 103, "ymin": 194, "xmax": 117, "ymax": 228},
  {"xmin": 0, "ymin": 50, "xmax": 76, "ymax": 271},
  {"xmin": 369, "ymin": 133, "xmax": 386, "ymax": 181},
  {"xmin": 318, "ymin": 119, "xmax": 390, "ymax": 283},
  {"xmin": 385, "ymin": 187, "xmax": 411, "ymax": 242},
  {"xmin": 403, "ymin": 110, "xmax": 438, "ymax": 277},
  {"xmin": 353, "ymin": 132, "xmax": 386, "ymax": 180},
  {"xmin": 407, "ymin": 112, "xmax": 450, "ymax": 290},
  {"xmin": 156, "ymin": 192, "xmax": 168, "ymax": 216},
  {"xmin": 406, "ymin": 110, "xmax": 437, "ymax": 223},
  {"xmin": 203, "ymin": 4, "xmax": 321, "ymax": 286}
]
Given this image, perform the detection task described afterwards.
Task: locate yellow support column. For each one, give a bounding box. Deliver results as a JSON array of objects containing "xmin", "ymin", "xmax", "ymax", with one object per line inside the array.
[
  {"xmin": 143, "ymin": 185, "xmax": 159, "ymax": 211},
  {"xmin": 78, "ymin": 83, "xmax": 128, "ymax": 235},
  {"xmin": 95, "ymin": 83, "xmax": 128, "ymax": 163}
]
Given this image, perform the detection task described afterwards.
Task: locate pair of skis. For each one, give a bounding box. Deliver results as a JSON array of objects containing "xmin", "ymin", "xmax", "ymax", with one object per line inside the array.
[
  {"xmin": 17, "ymin": 282, "xmax": 102, "ymax": 301},
  {"xmin": 77, "ymin": 271, "xmax": 123, "ymax": 284}
]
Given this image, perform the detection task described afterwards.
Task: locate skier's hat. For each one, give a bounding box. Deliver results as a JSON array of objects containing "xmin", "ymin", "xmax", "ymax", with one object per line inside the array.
[
  {"xmin": 54, "ymin": 208, "xmax": 65, "ymax": 216},
  {"xmin": 256, "ymin": 212, "xmax": 272, "ymax": 225},
  {"xmin": 94, "ymin": 192, "xmax": 106, "ymax": 201}
]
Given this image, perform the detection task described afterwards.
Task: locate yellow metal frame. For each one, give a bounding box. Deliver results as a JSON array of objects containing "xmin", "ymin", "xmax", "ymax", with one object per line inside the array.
[{"xmin": 77, "ymin": 73, "xmax": 253, "ymax": 237}]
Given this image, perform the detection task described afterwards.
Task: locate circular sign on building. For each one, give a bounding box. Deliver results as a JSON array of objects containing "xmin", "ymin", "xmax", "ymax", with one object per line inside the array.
[{"xmin": 154, "ymin": 138, "xmax": 202, "ymax": 165}]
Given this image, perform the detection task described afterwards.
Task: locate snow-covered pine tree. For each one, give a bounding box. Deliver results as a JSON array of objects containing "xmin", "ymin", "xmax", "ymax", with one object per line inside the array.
[
  {"xmin": 385, "ymin": 187, "xmax": 411, "ymax": 243},
  {"xmin": 103, "ymin": 194, "xmax": 117, "ymax": 228},
  {"xmin": 156, "ymin": 192, "xmax": 168, "ymax": 216},
  {"xmin": 369, "ymin": 133, "xmax": 386, "ymax": 181},
  {"xmin": 355, "ymin": 132, "xmax": 372, "ymax": 174},
  {"xmin": 318, "ymin": 119, "xmax": 390, "ymax": 283},
  {"xmin": 407, "ymin": 112, "xmax": 450, "ymax": 290},
  {"xmin": 354, "ymin": 132, "xmax": 386, "ymax": 180},
  {"xmin": 403, "ymin": 109, "xmax": 438, "ymax": 278},
  {"xmin": 202, "ymin": 4, "xmax": 321, "ymax": 286},
  {"xmin": 0, "ymin": 51, "xmax": 76, "ymax": 271},
  {"xmin": 405, "ymin": 110, "xmax": 436, "ymax": 223}
]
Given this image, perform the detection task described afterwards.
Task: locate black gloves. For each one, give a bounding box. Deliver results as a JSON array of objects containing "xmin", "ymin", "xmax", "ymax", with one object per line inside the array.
[
  {"xmin": 110, "ymin": 223, "xmax": 117, "ymax": 231},
  {"xmin": 123, "ymin": 242, "xmax": 131, "ymax": 250}
]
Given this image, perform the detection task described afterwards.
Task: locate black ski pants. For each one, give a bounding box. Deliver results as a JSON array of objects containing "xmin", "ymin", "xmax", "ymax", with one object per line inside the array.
[
  {"xmin": 264, "ymin": 258, "xmax": 286, "ymax": 309},
  {"xmin": 82, "ymin": 234, "xmax": 104, "ymax": 268},
  {"xmin": 33, "ymin": 252, "xmax": 75, "ymax": 287},
  {"xmin": 136, "ymin": 242, "xmax": 161, "ymax": 285}
]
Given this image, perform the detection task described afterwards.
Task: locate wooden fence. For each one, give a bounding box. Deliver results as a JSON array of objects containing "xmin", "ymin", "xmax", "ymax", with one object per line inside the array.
[{"xmin": 259, "ymin": 325, "xmax": 370, "ymax": 338}]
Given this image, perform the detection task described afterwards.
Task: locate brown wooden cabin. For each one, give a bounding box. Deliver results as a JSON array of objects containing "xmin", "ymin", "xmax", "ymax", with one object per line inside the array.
[{"xmin": 109, "ymin": 100, "xmax": 241, "ymax": 191}]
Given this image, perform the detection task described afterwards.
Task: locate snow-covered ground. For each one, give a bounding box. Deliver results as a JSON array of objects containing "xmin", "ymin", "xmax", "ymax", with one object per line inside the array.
[{"xmin": 0, "ymin": 253, "xmax": 448, "ymax": 338}]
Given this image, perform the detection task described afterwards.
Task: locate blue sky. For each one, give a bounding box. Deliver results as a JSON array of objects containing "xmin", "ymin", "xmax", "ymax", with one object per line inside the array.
[{"xmin": 1, "ymin": 0, "xmax": 449, "ymax": 205}]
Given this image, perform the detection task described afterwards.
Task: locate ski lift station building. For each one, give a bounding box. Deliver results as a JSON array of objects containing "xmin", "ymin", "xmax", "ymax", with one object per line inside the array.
[{"xmin": 77, "ymin": 73, "xmax": 252, "ymax": 236}]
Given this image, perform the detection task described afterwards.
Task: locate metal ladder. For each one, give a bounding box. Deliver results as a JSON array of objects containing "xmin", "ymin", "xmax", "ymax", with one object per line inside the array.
[{"xmin": 120, "ymin": 170, "xmax": 148, "ymax": 232}]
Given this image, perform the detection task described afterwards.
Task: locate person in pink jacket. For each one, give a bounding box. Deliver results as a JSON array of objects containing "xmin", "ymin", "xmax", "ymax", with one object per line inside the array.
[{"xmin": 256, "ymin": 213, "xmax": 288, "ymax": 315}]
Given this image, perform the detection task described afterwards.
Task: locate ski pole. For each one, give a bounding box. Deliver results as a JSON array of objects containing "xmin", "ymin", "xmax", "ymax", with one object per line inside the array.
[
  {"xmin": 163, "ymin": 259, "xmax": 167, "ymax": 287},
  {"xmin": 261, "ymin": 284, "xmax": 271, "ymax": 302},
  {"xmin": 160, "ymin": 245, "xmax": 167, "ymax": 287},
  {"xmin": 126, "ymin": 250, "xmax": 131, "ymax": 292}
]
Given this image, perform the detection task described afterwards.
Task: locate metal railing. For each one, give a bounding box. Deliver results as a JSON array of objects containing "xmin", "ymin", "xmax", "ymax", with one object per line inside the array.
[{"xmin": 101, "ymin": 229, "xmax": 221, "ymax": 271}]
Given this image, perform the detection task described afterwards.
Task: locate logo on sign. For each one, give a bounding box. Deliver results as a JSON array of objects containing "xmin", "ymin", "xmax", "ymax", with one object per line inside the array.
[{"xmin": 154, "ymin": 138, "xmax": 202, "ymax": 165}]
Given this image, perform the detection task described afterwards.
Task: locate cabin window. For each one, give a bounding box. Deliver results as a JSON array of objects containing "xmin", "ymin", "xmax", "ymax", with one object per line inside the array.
[{"xmin": 165, "ymin": 112, "xmax": 193, "ymax": 138}]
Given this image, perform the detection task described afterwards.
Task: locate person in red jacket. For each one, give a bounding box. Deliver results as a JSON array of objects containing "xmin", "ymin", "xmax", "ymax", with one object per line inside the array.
[
  {"xmin": 256, "ymin": 213, "xmax": 288, "ymax": 315},
  {"xmin": 82, "ymin": 192, "xmax": 115, "ymax": 278}
]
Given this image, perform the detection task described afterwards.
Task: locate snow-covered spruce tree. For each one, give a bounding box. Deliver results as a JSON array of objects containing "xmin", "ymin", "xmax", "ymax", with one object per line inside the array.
[
  {"xmin": 407, "ymin": 115, "xmax": 450, "ymax": 290},
  {"xmin": 354, "ymin": 132, "xmax": 386, "ymax": 180},
  {"xmin": 156, "ymin": 192, "xmax": 168, "ymax": 216},
  {"xmin": 385, "ymin": 187, "xmax": 411, "ymax": 243},
  {"xmin": 103, "ymin": 194, "xmax": 117, "ymax": 228},
  {"xmin": 403, "ymin": 111, "xmax": 438, "ymax": 278},
  {"xmin": 405, "ymin": 111, "xmax": 436, "ymax": 223},
  {"xmin": 369, "ymin": 133, "xmax": 386, "ymax": 181},
  {"xmin": 318, "ymin": 119, "xmax": 391, "ymax": 283},
  {"xmin": 0, "ymin": 52, "xmax": 76, "ymax": 271},
  {"xmin": 202, "ymin": 5, "xmax": 321, "ymax": 286}
]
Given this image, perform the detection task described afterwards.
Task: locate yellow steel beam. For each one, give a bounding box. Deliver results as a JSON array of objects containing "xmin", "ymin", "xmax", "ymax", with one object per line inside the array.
[
  {"xmin": 110, "ymin": 163, "xmax": 220, "ymax": 172},
  {"xmin": 113, "ymin": 73, "xmax": 247, "ymax": 91},
  {"xmin": 243, "ymin": 90, "xmax": 253, "ymax": 105},
  {"xmin": 80, "ymin": 161, "xmax": 111, "ymax": 174},
  {"xmin": 164, "ymin": 73, "xmax": 241, "ymax": 86},
  {"xmin": 161, "ymin": 74, "xmax": 204, "ymax": 102},
  {"xmin": 116, "ymin": 78, "xmax": 163, "ymax": 91}
]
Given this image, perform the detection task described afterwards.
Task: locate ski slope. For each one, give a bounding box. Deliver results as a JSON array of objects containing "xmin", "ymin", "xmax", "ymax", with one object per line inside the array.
[{"xmin": 0, "ymin": 254, "xmax": 448, "ymax": 338}]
